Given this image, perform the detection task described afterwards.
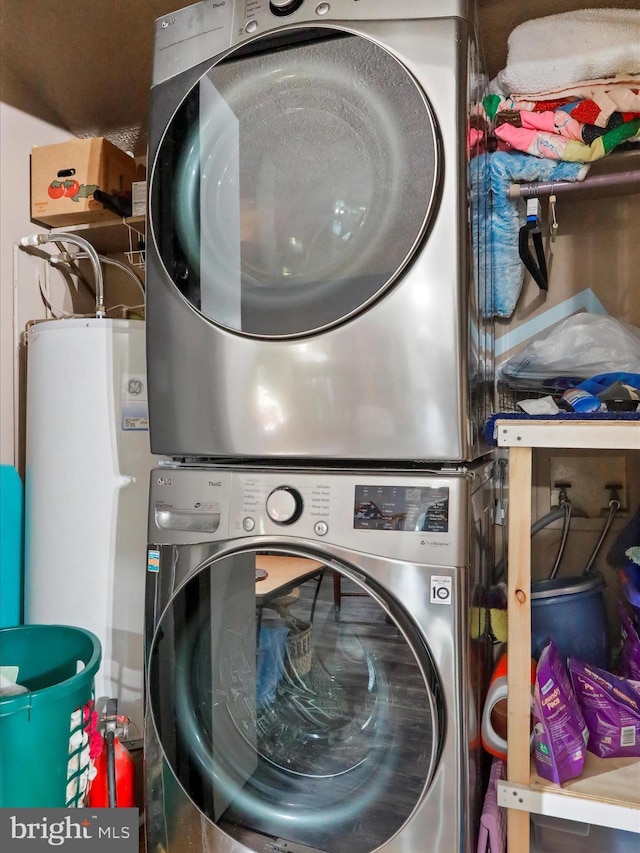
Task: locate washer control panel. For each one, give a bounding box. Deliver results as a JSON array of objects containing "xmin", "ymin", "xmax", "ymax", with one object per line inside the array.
[{"xmin": 148, "ymin": 465, "xmax": 476, "ymax": 565}]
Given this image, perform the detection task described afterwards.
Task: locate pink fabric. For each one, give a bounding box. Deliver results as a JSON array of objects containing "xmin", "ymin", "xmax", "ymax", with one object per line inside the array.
[
  {"xmin": 520, "ymin": 110, "xmax": 583, "ymax": 141},
  {"xmin": 477, "ymin": 758, "xmax": 507, "ymax": 853},
  {"xmin": 495, "ymin": 123, "xmax": 567, "ymax": 160}
]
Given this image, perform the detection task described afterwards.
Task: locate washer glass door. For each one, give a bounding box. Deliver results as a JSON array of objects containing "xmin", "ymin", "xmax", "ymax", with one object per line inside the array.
[
  {"xmin": 151, "ymin": 29, "xmax": 439, "ymax": 336},
  {"xmin": 148, "ymin": 550, "xmax": 443, "ymax": 853}
]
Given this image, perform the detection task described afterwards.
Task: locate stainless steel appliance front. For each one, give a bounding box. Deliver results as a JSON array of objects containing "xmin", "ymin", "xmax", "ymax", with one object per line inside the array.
[
  {"xmin": 144, "ymin": 462, "xmax": 494, "ymax": 853},
  {"xmin": 146, "ymin": 0, "xmax": 492, "ymax": 462}
]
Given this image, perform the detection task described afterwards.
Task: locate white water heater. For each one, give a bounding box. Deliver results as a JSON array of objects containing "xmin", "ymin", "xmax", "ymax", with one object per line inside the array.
[{"xmin": 24, "ymin": 318, "xmax": 154, "ymax": 737}]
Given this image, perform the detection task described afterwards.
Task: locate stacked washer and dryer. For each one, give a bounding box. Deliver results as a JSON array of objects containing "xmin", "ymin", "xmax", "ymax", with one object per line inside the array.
[{"xmin": 144, "ymin": 2, "xmax": 494, "ymax": 853}]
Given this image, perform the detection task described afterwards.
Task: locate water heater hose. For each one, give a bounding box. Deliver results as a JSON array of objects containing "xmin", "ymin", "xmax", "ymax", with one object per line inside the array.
[{"xmin": 20, "ymin": 232, "xmax": 105, "ymax": 317}]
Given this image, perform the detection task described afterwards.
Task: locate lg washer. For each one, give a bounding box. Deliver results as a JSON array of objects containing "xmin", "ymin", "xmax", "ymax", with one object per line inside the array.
[
  {"xmin": 144, "ymin": 461, "xmax": 494, "ymax": 853},
  {"xmin": 146, "ymin": 0, "xmax": 493, "ymax": 463}
]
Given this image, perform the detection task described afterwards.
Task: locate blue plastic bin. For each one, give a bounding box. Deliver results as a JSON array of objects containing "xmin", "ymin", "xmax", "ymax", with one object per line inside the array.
[{"xmin": 531, "ymin": 572, "xmax": 609, "ymax": 668}]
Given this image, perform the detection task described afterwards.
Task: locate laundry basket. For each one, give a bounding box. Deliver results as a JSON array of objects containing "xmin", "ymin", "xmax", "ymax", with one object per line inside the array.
[
  {"xmin": 0, "ymin": 624, "xmax": 101, "ymax": 808},
  {"xmin": 285, "ymin": 615, "xmax": 313, "ymax": 677}
]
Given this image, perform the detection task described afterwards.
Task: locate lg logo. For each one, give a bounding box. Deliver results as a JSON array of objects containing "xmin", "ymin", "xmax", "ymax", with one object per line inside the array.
[{"xmin": 157, "ymin": 477, "xmax": 172, "ymax": 486}]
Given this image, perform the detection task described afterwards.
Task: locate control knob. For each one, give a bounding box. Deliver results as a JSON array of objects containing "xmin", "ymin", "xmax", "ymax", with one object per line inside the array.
[
  {"xmin": 269, "ymin": 0, "xmax": 305, "ymax": 17},
  {"xmin": 266, "ymin": 486, "xmax": 303, "ymax": 525}
]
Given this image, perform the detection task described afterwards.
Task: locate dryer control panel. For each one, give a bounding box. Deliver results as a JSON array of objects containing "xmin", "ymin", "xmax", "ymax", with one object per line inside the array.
[{"xmin": 147, "ymin": 464, "xmax": 491, "ymax": 566}]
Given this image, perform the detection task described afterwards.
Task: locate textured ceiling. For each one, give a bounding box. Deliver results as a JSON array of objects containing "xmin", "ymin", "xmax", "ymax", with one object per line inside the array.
[
  {"xmin": 1, "ymin": 0, "xmax": 637, "ymax": 157},
  {"xmin": 0, "ymin": 0, "xmax": 178, "ymax": 155}
]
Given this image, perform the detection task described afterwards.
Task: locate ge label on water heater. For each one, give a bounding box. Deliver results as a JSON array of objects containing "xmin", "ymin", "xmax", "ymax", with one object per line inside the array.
[
  {"xmin": 430, "ymin": 576, "xmax": 452, "ymax": 605},
  {"xmin": 121, "ymin": 373, "xmax": 149, "ymax": 431}
]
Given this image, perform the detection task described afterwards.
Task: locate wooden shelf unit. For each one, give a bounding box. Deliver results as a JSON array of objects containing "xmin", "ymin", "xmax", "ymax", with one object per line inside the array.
[{"xmin": 495, "ymin": 419, "xmax": 640, "ymax": 853}]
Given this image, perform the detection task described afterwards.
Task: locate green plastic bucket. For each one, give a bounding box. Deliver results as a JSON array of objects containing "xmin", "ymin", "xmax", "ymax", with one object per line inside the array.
[{"xmin": 0, "ymin": 624, "xmax": 101, "ymax": 807}]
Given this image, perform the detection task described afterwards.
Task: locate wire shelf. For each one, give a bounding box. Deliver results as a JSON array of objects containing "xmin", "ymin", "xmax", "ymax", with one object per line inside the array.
[
  {"xmin": 125, "ymin": 251, "xmax": 145, "ymax": 269},
  {"xmin": 125, "ymin": 222, "xmax": 145, "ymax": 271},
  {"xmin": 497, "ymin": 377, "xmax": 573, "ymax": 413}
]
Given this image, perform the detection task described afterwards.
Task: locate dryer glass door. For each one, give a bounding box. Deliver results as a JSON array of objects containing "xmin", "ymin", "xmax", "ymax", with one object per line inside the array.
[
  {"xmin": 151, "ymin": 29, "xmax": 439, "ymax": 336},
  {"xmin": 148, "ymin": 550, "xmax": 443, "ymax": 853}
]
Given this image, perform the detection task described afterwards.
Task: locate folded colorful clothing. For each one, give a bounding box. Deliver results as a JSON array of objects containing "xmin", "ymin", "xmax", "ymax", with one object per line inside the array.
[
  {"xmin": 496, "ymin": 107, "xmax": 640, "ymax": 142},
  {"xmin": 506, "ymin": 78, "xmax": 640, "ymax": 116},
  {"xmin": 488, "ymin": 87, "xmax": 640, "ymax": 129},
  {"xmin": 495, "ymin": 110, "xmax": 640, "ymax": 162}
]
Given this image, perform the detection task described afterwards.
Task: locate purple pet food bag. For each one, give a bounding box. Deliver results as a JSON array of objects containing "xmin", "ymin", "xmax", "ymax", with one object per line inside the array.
[
  {"xmin": 568, "ymin": 658, "xmax": 640, "ymax": 758},
  {"xmin": 532, "ymin": 641, "xmax": 588, "ymax": 785},
  {"xmin": 618, "ymin": 601, "xmax": 640, "ymax": 681}
]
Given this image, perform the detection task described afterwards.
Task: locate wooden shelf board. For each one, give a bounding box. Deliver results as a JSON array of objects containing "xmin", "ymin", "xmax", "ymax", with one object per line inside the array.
[
  {"xmin": 499, "ymin": 754, "xmax": 640, "ymax": 833},
  {"xmin": 530, "ymin": 753, "xmax": 640, "ymax": 810},
  {"xmin": 495, "ymin": 419, "xmax": 640, "ymax": 451}
]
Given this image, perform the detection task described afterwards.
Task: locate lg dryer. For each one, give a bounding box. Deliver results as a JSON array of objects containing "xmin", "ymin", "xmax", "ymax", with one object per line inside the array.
[
  {"xmin": 146, "ymin": 0, "xmax": 493, "ymax": 463},
  {"xmin": 144, "ymin": 461, "xmax": 494, "ymax": 853}
]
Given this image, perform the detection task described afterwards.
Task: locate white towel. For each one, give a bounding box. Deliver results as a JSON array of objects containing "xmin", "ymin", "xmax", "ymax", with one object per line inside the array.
[
  {"xmin": 0, "ymin": 673, "xmax": 28, "ymax": 696},
  {"xmin": 497, "ymin": 8, "xmax": 640, "ymax": 97}
]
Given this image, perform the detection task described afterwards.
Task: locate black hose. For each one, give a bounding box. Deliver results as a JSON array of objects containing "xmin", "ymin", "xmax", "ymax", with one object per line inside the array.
[
  {"xmin": 548, "ymin": 503, "xmax": 572, "ymax": 581},
  {"xmin": 531, "ymin": 504, "xmax": 567, "ymax": 536},
  {"xmin": 582, "ymin": 500, "xmax": 621, "ymax": 577},
  {"xmin": 495, "ymin": 504, "xmax": 581, "ymax": 582},
  {"xmin": 106, "ymin": 730, "xmax": 117, "ymax": 808}
]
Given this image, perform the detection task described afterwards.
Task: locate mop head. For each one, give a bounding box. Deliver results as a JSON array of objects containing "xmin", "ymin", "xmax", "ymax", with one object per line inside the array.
[
  {"xmin": 489, "ymin": 609, "xmax": 509, "ymax": 645},
  {"xmin": 470, "ymin": 583, "xmax": 508, "ymax": 643},
  {"xmin": 488, "ymin": 582, "xmax": 509, "ymax": 644},
  {"xmin": 470, "ymin": 607, "xmax": 488, "ymax": 639}
]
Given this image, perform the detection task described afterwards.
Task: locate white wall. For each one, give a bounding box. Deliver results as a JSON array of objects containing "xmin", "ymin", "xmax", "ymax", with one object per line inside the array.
[{"xmin": 0, "ymin": 102, "xmax": 71, "ymax": 466}]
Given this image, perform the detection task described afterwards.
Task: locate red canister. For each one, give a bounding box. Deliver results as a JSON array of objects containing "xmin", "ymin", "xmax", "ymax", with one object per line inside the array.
[{"xmin": 88, "ymin": 721, "xmax": 135, "ymax": 808}]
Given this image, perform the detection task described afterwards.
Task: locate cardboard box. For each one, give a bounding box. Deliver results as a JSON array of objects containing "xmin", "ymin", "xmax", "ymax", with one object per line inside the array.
[{"xmin": 30, "ymin": 137, "xmax": 139, "ymax": 228}]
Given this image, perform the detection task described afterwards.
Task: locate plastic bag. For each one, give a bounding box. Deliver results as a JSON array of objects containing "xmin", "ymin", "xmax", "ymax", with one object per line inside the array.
[
  {"xmin": 619, "ymin": 602, "xmax": 640, "ymax": 682},
  {"xmin": 501, "ymin": 313, "xmax": 640, "ymax": 382},
  {"xmin": 531, "ymin": 641, "xmax": 588, "ymax": 784},
  {"xmin": 568, "ymin": 658, "xmax": 640, "ymax": 758}
]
